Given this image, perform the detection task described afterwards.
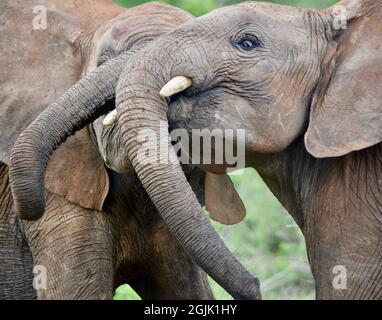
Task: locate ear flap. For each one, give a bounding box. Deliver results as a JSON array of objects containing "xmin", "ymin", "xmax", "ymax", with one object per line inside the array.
[
  {"xmin": 305, "ymin": 0, "xmax": 382, "ymax": 158},
  {"xmin": 43, "ymin": 9, "xmax": 83, "ymax": 44},
  {"xmin": 205, "ymin": 173, "xmax": 246, "ymax": 225},
  {"xmin": 45, "ymin": 128, "xmax": 109, "ymax": 211},
  {"xmin": 0, "ymin": 0, "xmax": 123, "ymax": 164},
  {"xmin": 1, "ymin": 1, "xmax": 123, "ymax": 210}
]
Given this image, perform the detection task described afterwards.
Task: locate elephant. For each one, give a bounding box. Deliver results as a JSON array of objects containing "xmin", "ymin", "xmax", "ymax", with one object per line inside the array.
[
  {"xmin": 4, "ymin": 0, "xmax": 262, "ymax": 300},
  {"xmin": 0, "ymin": 1, "xmax": 252, "ymax": 300},
  {"xmin": 9, "ymin": 0, "xmax": 382, "ymax": 299}
]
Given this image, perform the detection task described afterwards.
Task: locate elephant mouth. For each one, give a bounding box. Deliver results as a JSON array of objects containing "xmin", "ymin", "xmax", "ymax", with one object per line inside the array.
[
  {"xmin": 167, "ymin": 87, "xmax": 219, "ymax": 131},
  {"xmin": 166, "ymin": 88, "xmax": 246, "ymax": 174}
]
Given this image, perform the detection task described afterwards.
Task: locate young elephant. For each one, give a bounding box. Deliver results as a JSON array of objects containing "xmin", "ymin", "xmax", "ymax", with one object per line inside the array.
[
  {"xmin": 6, "ymin": 1, "xmax": 261, "ymax": 300},
  {"xmin": 9, "ymin": 0, "xmax": 380, "ymax": 299},
  {"xmin": 105, "ymin": 0, "xmax": 380, "ymax": 299},
  {"xmin": 0, "ymin": 1, "xmax": 248, "ymax": 300}
]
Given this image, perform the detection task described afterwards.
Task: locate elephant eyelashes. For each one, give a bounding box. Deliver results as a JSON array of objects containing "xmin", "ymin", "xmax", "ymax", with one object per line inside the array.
[{"xmin": 232, "ymin": 35, "xmax": 261, "ymax": 51}]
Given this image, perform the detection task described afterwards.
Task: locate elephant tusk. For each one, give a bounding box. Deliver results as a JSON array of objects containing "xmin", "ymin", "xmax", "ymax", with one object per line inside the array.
[
  {"xmin": 159, "ymin": 76, "xmax": 192, "ymax": 98},
  {"xmin": 103, "ymin": 110, "xmax": 118, "ymax": 126}
]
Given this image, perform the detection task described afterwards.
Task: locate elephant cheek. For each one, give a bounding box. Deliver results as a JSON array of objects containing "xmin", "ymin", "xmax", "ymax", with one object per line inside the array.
[
  {"xmin": 92, "ymin": 118, "xmax": 132, "ymax": 174},
  {"xmin": 167, "ymin": 97, "xmax": 194, "ymax": 129},
  {"xmin": 103, "ymin": 153, "xmax": 132, "ymax": 174}
]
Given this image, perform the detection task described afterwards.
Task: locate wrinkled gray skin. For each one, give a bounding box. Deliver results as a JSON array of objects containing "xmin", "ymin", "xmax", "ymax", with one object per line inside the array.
[
  {"xmin": 6, "ymin": 1, "xmax": 261, "ymax": 300},
  {"xmin": 133, "ymin": 0, "xmax": 380, "ymax": 299},
  {"xmin": 8, "ymin": 1, "xmax": 261, "ymax": 300},
  {"xmin": 1, "ymin": 2, "xmax": 213, "ymax": 300},
  {"xmin": 9, "ymin": 0, "xmax": 381, "ymax": 299},
  {"xmin": 1, "ymin": 162, "xmax": 211, "ymax": 300}
]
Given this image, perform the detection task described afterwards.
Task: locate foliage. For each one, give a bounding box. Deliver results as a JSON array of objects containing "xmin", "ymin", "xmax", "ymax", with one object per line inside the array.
[
  {"xmin": 209, "ymin": 169, "xmax": 315, "ymax": 299},
  {"xmin": 112, "ymin": 0, "xmax": 341, "ymax": 300},
  {"xmin": 114, "ymin": 0, "xmax": 339, "ymax": 16},
  {"xmin": 113, "ymin": 0, "xmax": 217, "ymax": 16},
  {"xmin": 220, "ymin": 0, "xmax": 338, "ymax": 10}
]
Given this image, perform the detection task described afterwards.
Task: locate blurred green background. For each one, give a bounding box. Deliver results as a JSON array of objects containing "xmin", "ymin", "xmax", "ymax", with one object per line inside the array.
[
  {"xmin": 114, "ymin": 0, "xmax": 338, "ymax": 16},
  {"xmin": 112, "ymin": 0, "xmax": 338, "ymax": 300}
]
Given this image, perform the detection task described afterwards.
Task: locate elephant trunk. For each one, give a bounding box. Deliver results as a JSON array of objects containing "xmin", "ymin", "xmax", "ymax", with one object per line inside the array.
[
  {"xmin": 116, "ymin": 48, "xmax": 261, "ymax": 300},
  {"xmin": 9, "ymin": 53, "xmax": 130, "ymax": 220}
]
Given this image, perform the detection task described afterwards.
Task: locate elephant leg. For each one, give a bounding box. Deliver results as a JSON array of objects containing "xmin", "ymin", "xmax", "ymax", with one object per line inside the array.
[
  {"xmin": 21, "ymin": 191, "xmax": 114, "ymax": 300},
  {"xmin": 116, "ymin": 224, "xmax": 214, "ymax": 300},
  {"xmin": 0, "ymin": 163, "xmax": 36, "ymax": 300}
]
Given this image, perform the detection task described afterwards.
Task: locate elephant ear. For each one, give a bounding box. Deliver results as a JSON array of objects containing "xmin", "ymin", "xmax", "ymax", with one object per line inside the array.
[
  {"xmin": 0, "ymin": 0, "xmax": 123, "ymax": 210},
  {"xmin": 205, "ymin": 173, "xmax": 246, "ymax": 225},
  {"xmin": 305, "ymin": 0, "xmax": 382, "ymax": 158},
  {"xmin": 45, "ymin": 129, "xmax": 110, "ymax": 211}
]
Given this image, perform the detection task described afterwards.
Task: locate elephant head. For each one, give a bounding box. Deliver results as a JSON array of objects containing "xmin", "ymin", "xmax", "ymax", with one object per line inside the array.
[
  {"xmin": 113, "ymin": 0, "xmax": 381, "ymax": 173},
  {"xmin": 10, "ymin": 0, "xmax": 380, "ymax": 300},
  {"xmin": 6, "ymin": 1, "xmax": 260, "ymax": 300},
  {"xmin": 110, "ymin": 0, "xmax": 380, "ymax": 299},
  {"xmin": 93, "ymin": 0, "xmax": 380, "ymax": 298}
]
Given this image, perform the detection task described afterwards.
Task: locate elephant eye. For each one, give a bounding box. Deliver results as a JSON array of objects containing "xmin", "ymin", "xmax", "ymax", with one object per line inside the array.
[{"xmin": 233, "ymin": 35, "xmax": 261, "ymax": 51}]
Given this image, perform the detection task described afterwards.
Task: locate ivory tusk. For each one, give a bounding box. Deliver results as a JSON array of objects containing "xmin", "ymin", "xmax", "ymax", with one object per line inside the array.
[
  {"xmin": 159, "ymin": 76, "xmax": 192, "ymax": 98},
  {"xmin": 103, "ymin": 110, "xmax": 118, "ymax": 126}
]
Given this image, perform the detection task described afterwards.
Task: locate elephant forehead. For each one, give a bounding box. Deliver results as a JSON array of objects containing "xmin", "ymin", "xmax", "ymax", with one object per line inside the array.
[
  {"xmin": 192, "ymin": 2, "xmax": 309, "ymax": 39},
  {"xmin": 97, "ymin": 3, "xmax": 193, "ymax": 54},
  {"xmin": 238, "ymin": 1, "xmax": 306, "ymax": 21}
]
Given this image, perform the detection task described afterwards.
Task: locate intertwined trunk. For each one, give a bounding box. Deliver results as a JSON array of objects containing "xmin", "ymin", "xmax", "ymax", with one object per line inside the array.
[
  {"xmin": 116, "ymin": 47, "xmax": 261, "ymax": 300},
  {"xmin": 9, "ymin": 43, "xmax": 261, "ymax": 298},
  {"xmin": 9, "ymin": 53, "xmax": 129, "ymax": 220}
]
